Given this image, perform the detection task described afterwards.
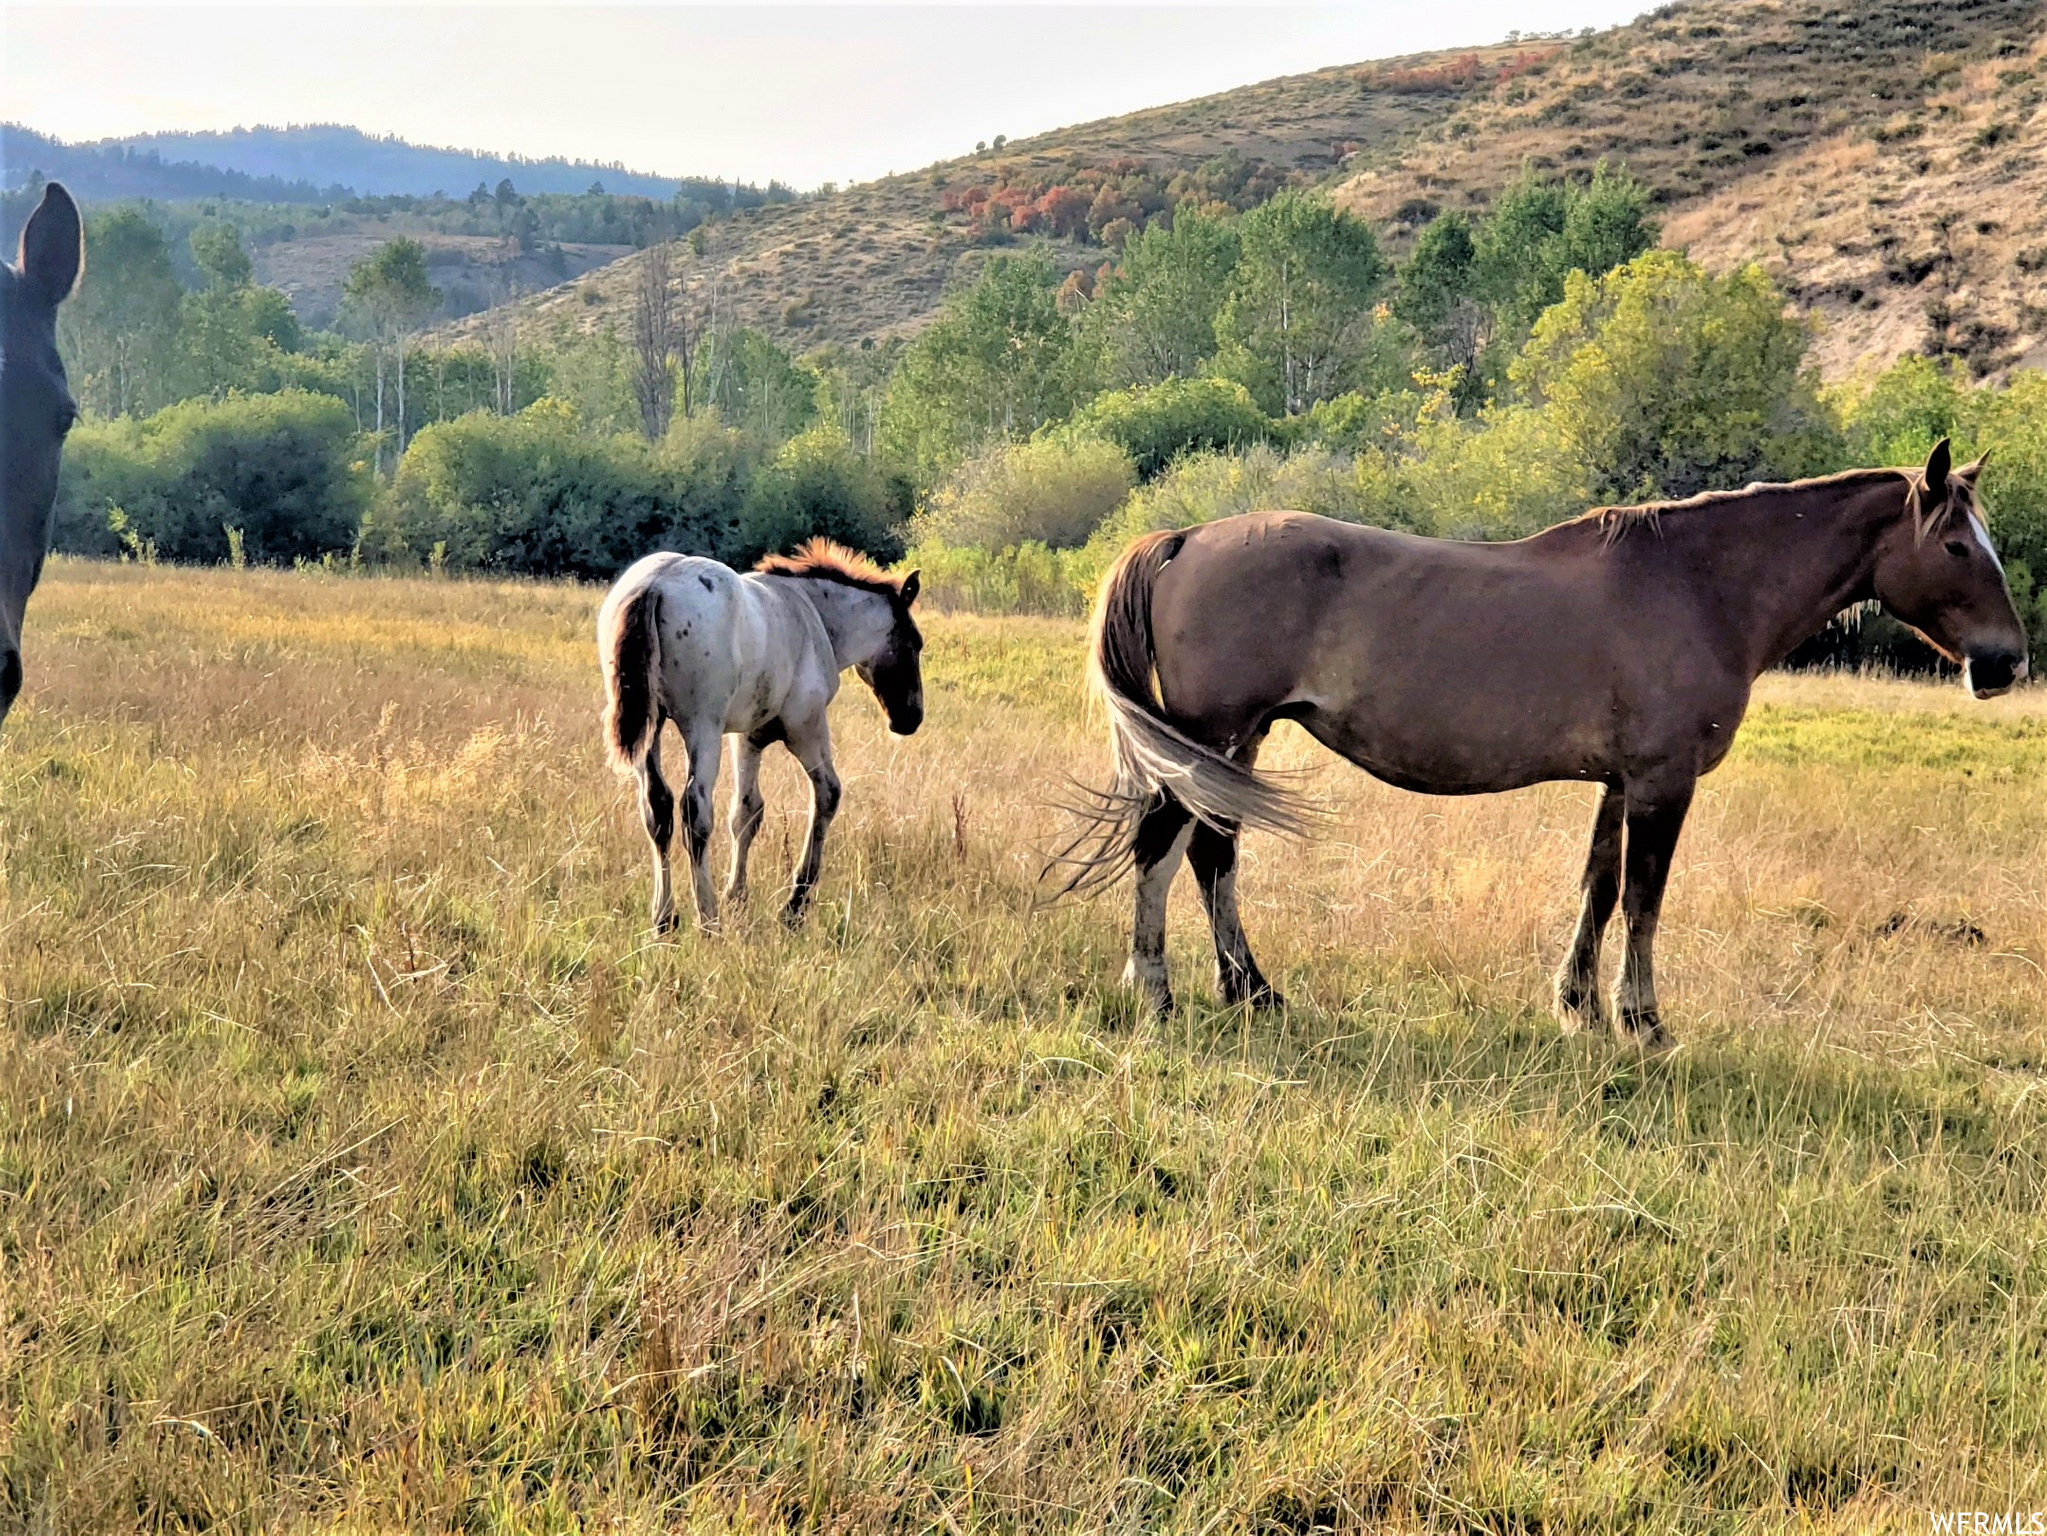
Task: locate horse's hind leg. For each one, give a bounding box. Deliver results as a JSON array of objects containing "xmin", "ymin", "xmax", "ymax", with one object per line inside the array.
[
  {"xmin": 1125, "ymin": 793, "xmax": 1193, "ymax": 1016},
  {"xmin": 1190, "ymin": 820, "xmax": 1283, "ymax": 1009},
  {"xmin": 1612, "ymin": 772, "xmax": 1696, "ymax": 1052},
  {"xmin": 638, "ymin": 730, "xmax": 678, "ymax": 934},
  {"xmin": 1553, "ymin": 783, "xmax": 1623, "ymax": 1033},
  {"xmin": 678, "ymin": 720, "xmax": 724, "ymax": 932},
  {"xmin": 724, "ymin": 735, "xmax": 766, "ymax": 905},
  {"xmin": 1188, "ymin": 735, "xmax": 1283, "ymax": 1010}
]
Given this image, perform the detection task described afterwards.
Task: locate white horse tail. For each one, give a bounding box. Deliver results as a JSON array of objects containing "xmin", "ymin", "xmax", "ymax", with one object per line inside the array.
[
  {"xmin": 600, "ymin": 579, "xmax": 663, "ymax": 772},
  {"xmin": 1050, "ymin": 530, "xmax": 1312, "ymax": 898}
]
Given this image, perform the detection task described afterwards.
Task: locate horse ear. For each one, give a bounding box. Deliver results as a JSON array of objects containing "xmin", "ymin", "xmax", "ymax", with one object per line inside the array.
[
  {"xmin": 1958, "ymin": 447, "xmax": 1990, "ymax": 481},
  {"xmin": 19, "ymin": 182, "xmax": 82, "ymax": 306},
  {"xmin": 898, "ymin": 569, "xmax": 920, "ymax": 607},
  {"xmin": 1923, "ymin": 438, "xmax": 1951, "ymax": 500}
]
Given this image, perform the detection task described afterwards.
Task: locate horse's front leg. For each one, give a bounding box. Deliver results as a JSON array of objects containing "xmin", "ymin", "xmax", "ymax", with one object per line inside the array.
[
  {"xmin": 1613, "ymin": 772, "xmax": 1696, "ymax": 1051},
  {"xmin": 782, "ymin": 715, "xmax": 841, "ymax": 925},
  {"xmin": 678, "ymin": 721, "xmax": 724, "ymax": 932},
  {"xmin": 1554, "ymin": 782, "xmax": 1623, "ymax": 1033},
  {"xmin": 724, "ymin": 735, "xmax": 766, "ymax": 905}
]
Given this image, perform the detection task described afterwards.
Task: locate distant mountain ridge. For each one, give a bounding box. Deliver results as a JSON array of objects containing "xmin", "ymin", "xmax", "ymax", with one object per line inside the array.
[
  {"xmin": 1, "ymin": 124, "xmax": 345, "ymax": 205},
  {"xmin": 1, "ymin": 122, "xmax": 705, "ymax": 204}
]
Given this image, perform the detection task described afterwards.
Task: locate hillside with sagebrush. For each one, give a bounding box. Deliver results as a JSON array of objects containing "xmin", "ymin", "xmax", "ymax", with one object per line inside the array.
[
  {"xmin": 1666, "ymin": 26, "xmax": 2047, "ymax": 378},
  {"xmin": 1337, "ymin": 0, "xmax": 2047, "ymax": 378},
  {"xmin": 437, "ymin": 39, "xmax": 1531, "ymax": 352},
  {"xmin": 450, "ymin": 0, "xmax": 2046, "ymax": 379}
]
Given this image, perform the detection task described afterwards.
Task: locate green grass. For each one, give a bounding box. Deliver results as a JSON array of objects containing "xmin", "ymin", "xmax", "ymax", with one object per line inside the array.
[{"xmin": 5, "ymin": 560, "xmax": 2047, "ymax": 1532}]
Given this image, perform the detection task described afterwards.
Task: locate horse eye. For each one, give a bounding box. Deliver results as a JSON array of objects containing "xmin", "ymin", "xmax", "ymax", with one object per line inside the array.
[{"xmin": 1943, "ymin": 539, "xmax": 1971, "ymax": 559}]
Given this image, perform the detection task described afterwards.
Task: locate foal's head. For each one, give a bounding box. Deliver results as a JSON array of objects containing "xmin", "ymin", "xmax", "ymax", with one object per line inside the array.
[
  {"xmin": 1875, "ymin": 440, "xmax": 2029, "ymax": 698},
  {"xmin": 856, "ymin": 568, "xmax": 925, "ymax": 736},
  {"xmin": 757, "ymin": 539, "xmax": 926, "ymax": 734}
]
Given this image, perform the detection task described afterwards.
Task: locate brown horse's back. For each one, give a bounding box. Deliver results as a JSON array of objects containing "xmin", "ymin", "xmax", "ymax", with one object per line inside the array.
[{"xmin": 1147, "ymin": 512, "xmax": 1704, "ymax": 794}]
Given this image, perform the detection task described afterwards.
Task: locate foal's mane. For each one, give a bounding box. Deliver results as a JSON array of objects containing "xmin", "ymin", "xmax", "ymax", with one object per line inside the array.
[
  {"xmin": 1582, "ymin": 466, "xmax": 1920, "ymax": 549},
  {"xmin": 755, "ymin": 538, "xmax": 903, "ymax": 599}
]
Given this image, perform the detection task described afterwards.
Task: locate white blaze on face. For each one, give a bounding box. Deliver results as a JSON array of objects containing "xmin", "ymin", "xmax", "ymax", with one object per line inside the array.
[{"xmin": 1967, "ymin": 508, "xmax": 2004, "ymax": 574}]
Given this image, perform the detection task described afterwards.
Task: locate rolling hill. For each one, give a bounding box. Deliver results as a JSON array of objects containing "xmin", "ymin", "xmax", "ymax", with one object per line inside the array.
[
  {"xmin": 442, "ymin": 0, "xmax": 2046, "ymax": 381},
  {"xmin": 1665, "ymin": 27, "xmax": 2047, "ymax": 378},
  {"xmin": 1335, "ymin": 0, "xmax": 2047, "ymax": 378},
  {"xmin": 435, "ymin": 39, "xmax": 1527, "ymax": 353}
]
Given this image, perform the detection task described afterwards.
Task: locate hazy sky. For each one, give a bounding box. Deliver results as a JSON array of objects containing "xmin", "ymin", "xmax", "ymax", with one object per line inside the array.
[{"xmin": 6, "ymin": 4, "xmax": 1651, "ymax": 189}]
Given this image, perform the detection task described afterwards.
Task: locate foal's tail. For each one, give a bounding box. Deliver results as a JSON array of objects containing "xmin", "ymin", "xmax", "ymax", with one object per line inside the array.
[
  {"xmin": 600, "ymin": 581, "xmax": 662, "ymax": 772},
  {"xmin": 1049, "ymin": 530, "xmax": 1313, "ymax": 898}
]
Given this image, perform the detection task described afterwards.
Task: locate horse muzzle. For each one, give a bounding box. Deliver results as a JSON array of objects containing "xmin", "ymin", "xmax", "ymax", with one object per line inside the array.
[
  {"xmin": 1965, "ymin": 647, "xmax": 2028, "ymax": 699},
  {"xmin": 887, "ymin": 705, "xmax": 924, "ymax": 737}
]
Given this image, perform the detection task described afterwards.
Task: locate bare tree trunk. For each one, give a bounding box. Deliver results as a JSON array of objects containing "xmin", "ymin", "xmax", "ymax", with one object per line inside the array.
[
  {"xmin": 395, "ymin": 334, "xmax": 408, "ymax": 458},
  {"xmin": 373, "ymin": 350, "xmax": 386, "ymax": 476},
  {"xmin": 675, "ymin": 284, "xmax": 698, "ymax": 423},
  {"xmin": 699, "ymin": 278, "xmax": 731, "ymax": 415},
  {"xmin": 487, "ymin": 276, "xmax": 521, "ymax": 415},
  {"xmin": 631, "ymin": 244, "xmax": 677, "ymax": 441}
]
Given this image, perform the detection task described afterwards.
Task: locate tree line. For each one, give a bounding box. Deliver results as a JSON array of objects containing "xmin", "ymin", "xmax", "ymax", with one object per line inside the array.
[{"xmin": 45, "ymin": 162, "xmax": 2047, "ymax": 666}]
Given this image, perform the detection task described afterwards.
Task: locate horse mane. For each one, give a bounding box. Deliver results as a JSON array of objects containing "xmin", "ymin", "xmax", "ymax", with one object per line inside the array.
[
  {"xmin": 1580, "ymin": 466, "xmax": 1919, "ymax": 549},
  {"xmin": 754, "ymin": 538, "xmax": 903, "ymax": 600}
]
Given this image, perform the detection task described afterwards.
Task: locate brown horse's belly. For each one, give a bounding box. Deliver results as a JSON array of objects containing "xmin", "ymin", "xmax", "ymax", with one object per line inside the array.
[{"xmin": 1291, "ymin": 687, "xmax": 1616, "ymax": 796}]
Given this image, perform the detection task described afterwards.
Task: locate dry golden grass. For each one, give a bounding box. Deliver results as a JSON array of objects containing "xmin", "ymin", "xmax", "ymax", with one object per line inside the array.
[{"xmin": 6, "ymin": 559, "xmax": 2047, "ymax": 1532}]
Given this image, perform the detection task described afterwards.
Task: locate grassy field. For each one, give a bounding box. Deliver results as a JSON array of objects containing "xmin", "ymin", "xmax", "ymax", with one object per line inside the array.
[{"xmin": 6, "ymin": 559, "xmax": 2047, "ymax": 1533}]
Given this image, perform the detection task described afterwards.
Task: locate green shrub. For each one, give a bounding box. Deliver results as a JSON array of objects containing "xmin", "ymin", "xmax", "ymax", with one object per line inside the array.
[
  {"xmin": 1064, "ymin": 377, "xmax": 1270, "ymax": 479},
  {"xmin": 1280, "ymin": 388, "xmax": 1429, "ymax": 455},
  {"xmin": 735, "ymin": 426, "xmax": 905, "ymax": 566},
  {"xmin": 1075, "ymin": 444, "xmax": 1406, "ymax": 598},
  {"xmin": 1512, "ymin": 251, "xmax": 1838, "ymax": 500},
  {"xmin": 912, "ymin": 436, "xmax": 1135, "ymax": 552},
  {"xmin": 371, "ymin": 400, "xmax": 667, "ymax": 576},
  {"xmin": 54, "ymin": 390, "xmax": 371, "ymax": 565},
  {"xmin": 900, "ymin": 538, "xmax": 1093, "ymax": 616},
  {"xmin": 1367, "ymin": 401, "xmax": 1598, "ymax": 541},
  {"xmin": 1829, "ymin": 353, "xmax": 1969, "ymax": 467}
]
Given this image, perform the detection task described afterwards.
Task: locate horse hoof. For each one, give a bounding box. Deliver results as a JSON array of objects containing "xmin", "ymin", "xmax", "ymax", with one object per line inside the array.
[
  {"xmin": 1619, "ymin": 1009, "xmax": 1674, "ymax": 1053},
  {"xmin": 1249, "ymin": 985, "xmax": 1288, "ymax": 1012},
  {"xmin": 1122, "ymin": 961, "xmax": 1174, "ymax": 1017},
  {"xmin": 1553, "ymin": 979, "xmax": 1609, "ymax": 1035},
  {"xmin": 780, "ymin": 903, "xmax": 809, "ymax": 929}
]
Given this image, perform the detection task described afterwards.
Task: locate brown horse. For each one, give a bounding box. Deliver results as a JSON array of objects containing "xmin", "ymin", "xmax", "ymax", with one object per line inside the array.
[
  {"xmin": 1058, "ymin": 442, "xmax": 2028, "ymax": 1047},
  {"xmin": 1, "ymin": 183, "xmax": 85, "ymax": 730}
]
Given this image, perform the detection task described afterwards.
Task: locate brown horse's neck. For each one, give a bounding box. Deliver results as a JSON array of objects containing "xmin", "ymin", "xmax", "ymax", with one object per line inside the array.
[{"xmin": 1647, "ymin": 474, "xmax": 1909, "ymax": 675}]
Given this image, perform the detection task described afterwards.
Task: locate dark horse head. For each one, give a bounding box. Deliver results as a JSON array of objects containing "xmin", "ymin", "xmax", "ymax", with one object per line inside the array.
[
  {"xmin": 1, "ymin": 182, "xmax": 84, "ymax": 729},
  {"xmin": 1876, "ymin": 439, "xmax": 2030, "ymax": 698},
  {"xmin": 857, "ymin": 568, "xmax": 925, "ymax": 736}
]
